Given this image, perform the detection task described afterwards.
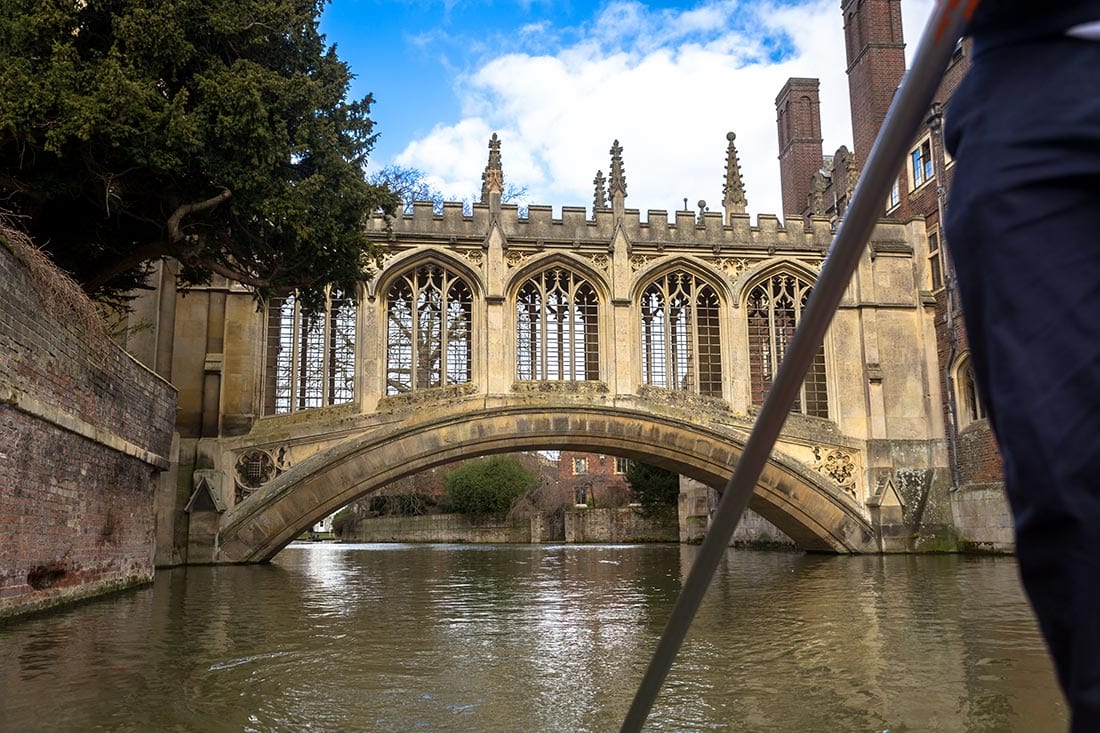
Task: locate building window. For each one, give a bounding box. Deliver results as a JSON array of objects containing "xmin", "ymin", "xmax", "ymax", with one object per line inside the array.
[
  {"xmin": 573, "ymin": 457, "xmax": 588, "ymax": 475},
  {"xmin": 957, "ymin": 355, "xmax": 987, "ymax": 427},
  {"xmin": 928, "ymin": 229, "xmax": 944, "ymax": 290},
  {"xmin": 386, "ymin": 264, "xmax": 473, "ymax": 395},
  {"xmin": 615, "ymin": 457, "xmax": 630, "ymax": 475},
  {"xmin": 640, "ymin": 271, "xmax": 722, "ymax": 396},
  {"xmin": 910, "ymin": 138, "xmax": 934, "ymax": 189},
  {"xmin": 265, "ymin": 287, "xmax": 356, "ymax": 414},
  {"xmin": 747, "ymin": 273, "xmax": 828, "ymax": 418},
  {"xmin": 516, "ymin": 267, "xmax": 599, "ymax": 381}
]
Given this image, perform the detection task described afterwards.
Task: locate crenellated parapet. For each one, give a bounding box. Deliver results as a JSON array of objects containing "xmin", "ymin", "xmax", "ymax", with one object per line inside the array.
[{"xmin": 368, "ymin": 204, "xmax": 848, "ymax": 253}]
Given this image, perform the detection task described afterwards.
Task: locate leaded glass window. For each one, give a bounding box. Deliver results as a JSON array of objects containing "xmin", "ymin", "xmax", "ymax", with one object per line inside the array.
[
  {"xmin": 386, "ymin": 264, "xmax": 473, "ymax": 394},
  {"xmin": 640, "ymin": 271, "xmax": 722, "ymax": 396},
  {"xmin": 265, "ymin": 287, "xmax": 356, "ymax": 414},
  {"xmin": 516, "ymin": 267, "xmax": 599, "ymax": 381},
  {"xmin": 747, "ymin": 273, "xmax": 828, "ymax": 417}
]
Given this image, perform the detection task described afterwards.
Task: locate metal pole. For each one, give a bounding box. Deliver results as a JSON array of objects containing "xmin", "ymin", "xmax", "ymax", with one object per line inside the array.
[{"xmin": 620, "ymin": 2, "xmax": 979, "ymax": 730}]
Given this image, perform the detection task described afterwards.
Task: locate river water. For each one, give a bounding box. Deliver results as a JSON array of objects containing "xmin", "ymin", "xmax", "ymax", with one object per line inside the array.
[{"xmin": 0, "ymin": 543, "xmax": 1066, "ymax": 732}]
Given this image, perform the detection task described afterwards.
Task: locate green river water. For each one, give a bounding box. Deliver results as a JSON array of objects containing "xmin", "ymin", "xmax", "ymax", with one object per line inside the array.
[{"xmin": 0, "ymin": 543, "xmax": 1067, "ymax": 731}]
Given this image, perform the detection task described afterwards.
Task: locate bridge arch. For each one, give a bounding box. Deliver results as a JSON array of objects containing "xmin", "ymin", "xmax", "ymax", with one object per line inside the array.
[{"xmin": 216, "ymin": 406, "xmax": 875, "ymax": 563}]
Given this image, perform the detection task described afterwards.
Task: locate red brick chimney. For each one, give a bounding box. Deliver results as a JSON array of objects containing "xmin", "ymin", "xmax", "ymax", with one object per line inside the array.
[
  {"xmin": 776, "ymin": 77, "xmax": 824, "ymax": 218},
  {"xmin": 842, "ymin": 0, "xmax": 906, "ymax": 162}
]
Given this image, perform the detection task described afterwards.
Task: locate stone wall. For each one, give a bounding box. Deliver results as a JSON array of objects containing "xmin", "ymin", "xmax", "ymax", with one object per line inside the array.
[
  {"xmin": 0, "ymin": 236, "xmax": 176, "ymax": 618},
  {"xmin": 950, "ymin": 484, "xmax": 1015, "ymax": 553},
  {"xmin": 343, "ymin": 508, "xmax": 676, "ymax": 545},
  {"xmin": 348, "ymin": 513, "xmax": 531, "ymax": 544},
  {"xmin": 564, "ymin": 507, "xmax": 678, "ymax": 543}
]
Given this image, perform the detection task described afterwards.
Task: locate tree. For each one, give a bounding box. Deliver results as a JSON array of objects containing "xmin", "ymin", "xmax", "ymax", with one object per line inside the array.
[
  {"xmin": 0, "ymin": 0, "xmax": 397, "ymax": 308},
  {"xmin": 443, "ymin": 456, "xmax": 540, "ymax": 515},
  {"xmin": 625, "ymin": 462, "xmax": 679, "ymax": 517},
  {"xmin": 370, "ymin": 164, "xmax": 529, "ymax": 216}
]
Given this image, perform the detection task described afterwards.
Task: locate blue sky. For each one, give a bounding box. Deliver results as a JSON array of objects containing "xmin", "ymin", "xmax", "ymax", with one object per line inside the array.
[{"xmin": 320, "ymin": 0, "xmax": 934, "ymax": 218}]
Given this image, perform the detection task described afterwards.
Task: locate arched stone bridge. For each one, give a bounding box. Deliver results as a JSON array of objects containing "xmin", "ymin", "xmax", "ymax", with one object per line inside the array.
[
  {"xmin": 161, "ymin": 136, "xmax": 949, "ymax": 563},
  {"xmin": 216, "ymin": 396, "xmax": 878, "ymax": 563}
]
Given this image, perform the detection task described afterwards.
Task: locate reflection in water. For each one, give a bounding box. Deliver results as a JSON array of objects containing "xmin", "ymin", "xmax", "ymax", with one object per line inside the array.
[{"xmin": 0, "ymin": 545, "xmax": 1067, "ymax": 732}]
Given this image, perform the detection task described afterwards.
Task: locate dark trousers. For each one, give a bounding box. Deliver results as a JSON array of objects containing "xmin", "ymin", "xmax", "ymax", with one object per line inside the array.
[{"xmin": 945, "ymin": 36, "xmax": 1100, "ymax": 732}]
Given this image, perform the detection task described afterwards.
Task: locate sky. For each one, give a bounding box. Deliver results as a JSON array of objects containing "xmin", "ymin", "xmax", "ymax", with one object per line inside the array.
[{"xmin": 320, "ymin": 0, "xmax": 935, "ymax": 219}]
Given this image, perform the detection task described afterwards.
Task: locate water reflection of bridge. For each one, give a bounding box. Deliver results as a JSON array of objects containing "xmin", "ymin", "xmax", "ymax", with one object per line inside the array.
[{"xmin": 132, "ymin": 135, "xmax": 949, "ymax": 564}]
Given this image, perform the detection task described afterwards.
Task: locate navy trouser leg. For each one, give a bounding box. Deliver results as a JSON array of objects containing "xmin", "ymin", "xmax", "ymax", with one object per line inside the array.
[{"xmin": 945, "ymin": 37, "xmax": 1100, "ymax": 731}]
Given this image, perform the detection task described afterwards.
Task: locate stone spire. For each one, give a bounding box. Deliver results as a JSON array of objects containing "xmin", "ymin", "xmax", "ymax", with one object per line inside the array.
[
  {"xmin": 480, "ymin": 133, "xmax": 504, "ymax": 208},
  {"xmin": 608, "ymin": 140, "xmax": 627, "ymax": 220},
  {"xmin": 722, "ymin": 131, "xmax": 748, "ymax": 217},
  {"xmin": 608, "ymin": 140, "xmax": 627, "ymax": 199},
  {"xmin": 593, "ymin": 170, "xmax": 608, "ymax": 212}
]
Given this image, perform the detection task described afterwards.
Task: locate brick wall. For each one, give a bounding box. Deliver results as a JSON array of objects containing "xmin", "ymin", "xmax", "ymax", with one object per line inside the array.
[
  {"xmin": 776, "ymin": 78, "xmax": 824, "ymax": 217},
  {"xmin": 0, "ymin": 237, "xmax": 176, "ymax": 618},
  {"xmin": 842, "ymin": 0, "xmax": 906, "ymax": 163},
  {"xmin": 557, "ymin": 451, "xmax": 632, "ymax": 506}
]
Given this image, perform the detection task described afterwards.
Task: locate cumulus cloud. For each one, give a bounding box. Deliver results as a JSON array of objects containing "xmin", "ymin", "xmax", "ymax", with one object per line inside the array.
[{"xmin": 395, "ymin": 0, "xmax": 934, "ymax": 218}]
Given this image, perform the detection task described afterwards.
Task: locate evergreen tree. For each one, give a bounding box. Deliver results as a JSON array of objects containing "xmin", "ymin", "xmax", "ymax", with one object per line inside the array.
[
  {"xmin": 625, "ymin": 461, "xmax": 679, "ymax": 517},
  {"xmin": 444, "ymin": 456, "xmax": 539, "ymax": 515},
  {"xmin": 0, "ymin": 0, "xmax": 397, "ymax": 307}
]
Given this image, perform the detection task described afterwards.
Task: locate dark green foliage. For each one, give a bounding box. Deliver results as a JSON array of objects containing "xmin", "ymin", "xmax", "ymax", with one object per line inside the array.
[
  {"xmin": 626, "ymin": 462, "xmax": 679, "ymax": 517},
  {"xmin": 0, "ymin": 0, "xmax": 397, "ymax": 307},
  {"xmin": 443, "ymin": 456, "xmax": 540, "ymax": 515}
]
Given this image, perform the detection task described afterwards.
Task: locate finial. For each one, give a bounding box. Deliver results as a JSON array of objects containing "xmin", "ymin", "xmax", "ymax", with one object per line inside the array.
[
  {"xmin": 480, "ymin": 132, "xmax": 504, "ymax": 204},
  {"xmin": 722, "ymin": 130, "xmax": 748, "ymax": 215},
  {"xmin": 593, "ymin": 170, "xmax": 608, "ymax": 211},
  {"xmin": 608, "ymin": 139, "xmax": 627, "ymax": 199}
]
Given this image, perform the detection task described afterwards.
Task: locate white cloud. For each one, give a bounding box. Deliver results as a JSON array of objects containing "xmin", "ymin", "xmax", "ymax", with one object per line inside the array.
[{"xmin": 394, "ymin": 0, "xmax": 935, "ymax": 219}]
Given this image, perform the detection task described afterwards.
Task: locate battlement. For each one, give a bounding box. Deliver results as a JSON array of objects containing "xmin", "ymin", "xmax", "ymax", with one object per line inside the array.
[{"xmin": 366, "ymin": 201, "xmax": 863, "ymax": 251}]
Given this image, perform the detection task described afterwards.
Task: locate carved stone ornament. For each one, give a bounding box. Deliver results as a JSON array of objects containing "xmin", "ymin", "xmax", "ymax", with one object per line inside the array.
[
  {"xmin": 235, "ymin": 449, "xmax": 277, "ymax": 491},
  {"xmin": 629, "ymin": 254, "xmax": 652, "ymax": 272},
  {"xmin": 506, "ymin": 250, "xmax": 533, "ymax": 269},
  {"xmin": 462, "ymin": 248, "xmax": 484, "ymax": 268},
  {"xmin": 273, "ymin": 445, "xmax": 293, "ymax": 472},
  {"xmin": 812, "ymin": 446, "xmax": 858, "ymax": 497},
  {"xmin": 705, "ymin": 256, "xmax": 751, "ymax": 278},
  {"xmin": 586, "ymin": 253, "xmax": 610, "ymax": 272}
]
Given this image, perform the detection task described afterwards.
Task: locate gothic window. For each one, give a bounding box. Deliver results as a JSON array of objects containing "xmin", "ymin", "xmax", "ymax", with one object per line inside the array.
[
  {"xmin": 957, "ymin": 355, "xmax": 987, "ymax": 427},
  {"xmin": 747, "ymin": 273, "xmax": 829, "ymax": 418},
  {"xmin": 516, "ymin": 267, "xmax": 599, "ymax": 381},
  {"xmin": 265, "ymin": 287, "xmax": 356, "ymax": 414},
  {"xmin": 386, "ymin": 264, "xmax": 473, "ymax": 394},
  {"xmin": 640, "ymin": 271, "xmax": 722, "ymax": 396}
]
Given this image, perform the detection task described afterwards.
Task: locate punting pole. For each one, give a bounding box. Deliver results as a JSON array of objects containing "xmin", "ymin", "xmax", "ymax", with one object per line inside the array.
[{"xmin": 620, "ymin": 2, "xmax": 980, "ymax": 730}]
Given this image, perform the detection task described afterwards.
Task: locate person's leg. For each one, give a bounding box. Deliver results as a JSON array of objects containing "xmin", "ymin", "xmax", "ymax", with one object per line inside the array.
[{"xmin": 945, "ymin": 37, "xmax": 1100, "ymax": 730}]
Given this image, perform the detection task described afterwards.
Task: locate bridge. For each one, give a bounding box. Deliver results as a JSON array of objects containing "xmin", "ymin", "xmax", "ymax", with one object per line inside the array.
[{"xmin": 130, "ymin": 134, "xmax": 951, "ymax": 564}]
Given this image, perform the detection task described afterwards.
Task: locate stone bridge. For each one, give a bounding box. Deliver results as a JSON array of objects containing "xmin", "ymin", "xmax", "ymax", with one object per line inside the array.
[{"xmin": 129, "ymin": 134, "xmax": 952, "ymax": 564}]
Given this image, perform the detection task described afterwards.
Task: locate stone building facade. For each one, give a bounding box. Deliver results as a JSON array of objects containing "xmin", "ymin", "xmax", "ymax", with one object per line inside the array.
[
  {"xmin": 122, "ymin": 121, "xmax": 964, "ymax": 564},
  {"xmin": 110, "ymin": 1, "xmax": 1018, "ymax": 562},
  {"xmin": 776, "ymin": 0, "xmax": 1008, "ymax": 549}
]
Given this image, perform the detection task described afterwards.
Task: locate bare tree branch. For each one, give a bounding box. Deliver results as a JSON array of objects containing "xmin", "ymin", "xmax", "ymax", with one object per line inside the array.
[{"xmin": 167, "ymin": 187, "xmax": 232, "ymax": 245}]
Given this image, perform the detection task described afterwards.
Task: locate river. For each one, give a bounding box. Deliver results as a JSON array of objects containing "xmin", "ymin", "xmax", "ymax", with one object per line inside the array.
[{"xmin": 0, "ymin": 543, "xmax": 1067, "ymax": 732}]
